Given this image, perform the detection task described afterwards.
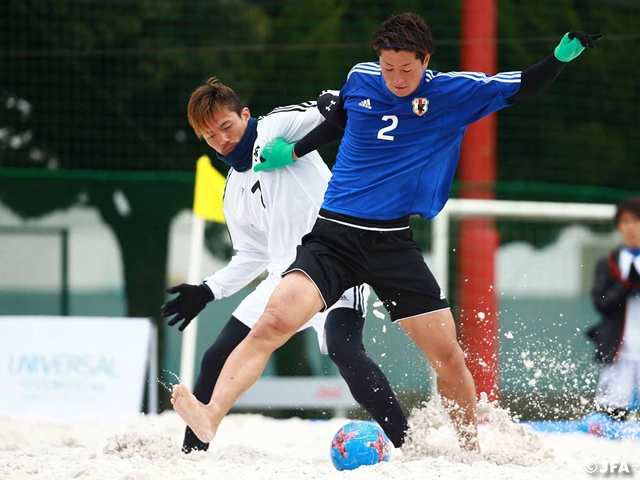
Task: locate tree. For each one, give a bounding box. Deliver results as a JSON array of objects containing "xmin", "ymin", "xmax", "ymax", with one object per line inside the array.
[
  {"xmin": 497, "ymin": 0, "xmax": 639, "ymax": 192},
  {"xmin": 0, "ymin": 0, "xmax": 274, "ymax": 408}
]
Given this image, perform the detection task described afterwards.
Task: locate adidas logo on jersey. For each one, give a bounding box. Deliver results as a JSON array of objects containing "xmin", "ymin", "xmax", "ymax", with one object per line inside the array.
[{"xmin": 358, "ymin": 99, "xmax": 372, "ymax": 109}]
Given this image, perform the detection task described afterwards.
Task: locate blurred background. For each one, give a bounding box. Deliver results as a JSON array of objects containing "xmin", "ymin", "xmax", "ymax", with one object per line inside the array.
[{"xmin": 1, "ymin": 0, "xmax": 638, "ymax": 420}]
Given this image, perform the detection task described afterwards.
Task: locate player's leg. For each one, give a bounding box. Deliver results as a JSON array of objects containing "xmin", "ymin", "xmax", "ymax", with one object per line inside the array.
[
  {"xmin": 325, "ymin": 302, "xmax": 409, "ymax": 448},
  {"xmin": 182, "ymin": 316, "xmax": 250, "ymax": 453},
  {"xmin": 172, "ymin": 217, "xmax": 360, "ymax": 442},
  {"xmin": 595, "ymin": 359, "xmax": 634, "ymax": 420},
  {"xmin": 369, "ymin": 228, "xmax": 479, "ymax": 452},
  {"xmin": 398, "ymin": 310, "xmax": 479, "ymax": 451},
  {"xmin": 171, "ymin": 271, "xmax": 325, "ymax": 442}
]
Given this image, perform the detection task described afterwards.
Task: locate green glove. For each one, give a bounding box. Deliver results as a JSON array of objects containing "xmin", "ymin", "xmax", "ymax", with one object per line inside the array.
[
  {"xmin": 254, "ymin": 138, "xmax": 295, "ymax": 172},
  {"xmin": 554, "ymin": 31, "xmax": 602, "ymax": 62}
]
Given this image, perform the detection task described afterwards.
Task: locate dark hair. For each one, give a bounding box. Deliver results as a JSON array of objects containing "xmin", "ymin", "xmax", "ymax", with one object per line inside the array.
[
  {"xmin": 614, "ymin": 197, "xmax": 640, "ymax": 225},
  {"xmin": 187, "ymin": 77, "xmax": 243, "ymax": 139},
  {"xmin": 371, "ymin": 12, "xmax": 435, "ymax": 62}
]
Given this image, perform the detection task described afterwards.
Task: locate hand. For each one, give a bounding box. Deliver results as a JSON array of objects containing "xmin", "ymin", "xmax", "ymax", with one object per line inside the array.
[
  {"xmin": 161, "ymin": 283, "xmax": 214, "ymax": 331},
  {"xmin": 554, "ymin": 31, "xmax": 602, "ymax": 62},
  {"xmin": 254, "ymin": 138, "xmax": 296, "ymax": 172}
]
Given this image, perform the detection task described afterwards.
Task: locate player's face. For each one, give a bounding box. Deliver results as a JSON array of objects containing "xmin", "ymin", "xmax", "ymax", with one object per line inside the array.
[
  {"xmin": 379, "ymin": 49, "xmax": 430, "ymax": 98},
  {"xmin": 202, "ymin": 107, "xmax": 251, "ymax": 156},
  {"xmin": 617, "ymin": 211, "xmax": 640, "ymax": 249}
]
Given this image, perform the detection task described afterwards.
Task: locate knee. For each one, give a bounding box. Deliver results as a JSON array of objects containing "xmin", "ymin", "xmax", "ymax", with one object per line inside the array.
[
  {"xmin": 249, "ymin": 306, "xmax": 294, "ymax": 344},
  {"xmin": 432, "ymin": 343, "xmax": 468, "ymax": 377},
  {"xmin": 327, "ymin": 336, "xmax": 362, "ymax": 367}
]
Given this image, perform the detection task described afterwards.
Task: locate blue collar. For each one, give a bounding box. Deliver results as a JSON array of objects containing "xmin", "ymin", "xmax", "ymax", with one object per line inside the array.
[
  {"xmin": 216, "ymin": 117, "xmax": 258, "ymax": 173},
  {"xmin": 624, "ymin": 247, "xmax": 640, "ymax": 257}
]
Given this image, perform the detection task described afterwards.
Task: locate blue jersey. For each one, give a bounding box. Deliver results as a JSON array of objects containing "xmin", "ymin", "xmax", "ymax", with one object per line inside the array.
[{"xmin": 321, "ymin": 62, "xmax": 521, "ymax": 220}]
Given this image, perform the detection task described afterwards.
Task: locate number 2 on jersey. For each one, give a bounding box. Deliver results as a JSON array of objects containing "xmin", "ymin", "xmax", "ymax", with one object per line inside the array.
[{"xmin": 377, "ymin": 115, "xmax": 398, "ymax": 141}]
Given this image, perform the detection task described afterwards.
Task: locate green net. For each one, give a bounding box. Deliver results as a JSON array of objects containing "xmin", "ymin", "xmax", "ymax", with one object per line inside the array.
[{"xmin": 1, "ymin": 0, "xmax": 638, "ymax": 196}]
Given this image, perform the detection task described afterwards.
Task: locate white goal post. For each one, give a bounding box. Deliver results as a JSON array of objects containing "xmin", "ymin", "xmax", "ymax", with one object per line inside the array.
[
  {"xmin": 180, "ymin": 199, "xmax": 616, "ymax": 402},
  {"xmin": 431, "ymin": 199, "xmax": 616, "ymax": 296}
]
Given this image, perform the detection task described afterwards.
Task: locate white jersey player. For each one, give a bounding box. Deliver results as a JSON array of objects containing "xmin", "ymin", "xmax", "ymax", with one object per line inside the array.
[
  {"xmin": 161, "ymin": 77, "xmax": 408, "ymax": 454},
  {"xmin": 202, "ymin": 100, "xmax": 366, "ymax": 351}
]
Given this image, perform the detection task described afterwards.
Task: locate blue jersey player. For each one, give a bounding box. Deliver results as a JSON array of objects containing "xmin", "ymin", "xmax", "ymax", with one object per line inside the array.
[{"xmin": 170, "ymin": 13, "xmax": 601, "ymax": 453}]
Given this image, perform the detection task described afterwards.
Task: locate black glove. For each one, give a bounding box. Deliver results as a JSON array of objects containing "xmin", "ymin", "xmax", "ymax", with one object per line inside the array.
[
  {"xmin": 161, "ymin": 283, "xmax": 214, "ymax": 331},
  {"xmin": 568, "ymin": 31, "xmax": 603, "ymax": 48}
]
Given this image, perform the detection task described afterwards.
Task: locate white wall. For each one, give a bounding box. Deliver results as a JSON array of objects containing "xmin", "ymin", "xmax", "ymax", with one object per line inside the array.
[
  {"xmin": 497, "ymin": 225, "xmax": 619, "ymax": 297},
  {"xmin": 0, "ymin": 202, "xmax": 225, "ymax": 292},
  {"xmin": 0, "ymin": 200, "xmax": 620, "ymax": 297}
]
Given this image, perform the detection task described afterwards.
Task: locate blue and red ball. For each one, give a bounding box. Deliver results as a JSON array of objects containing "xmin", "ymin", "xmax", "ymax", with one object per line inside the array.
[{"xmin": 330, "ymin": 421, "xmax": 391, "ymax": 471}]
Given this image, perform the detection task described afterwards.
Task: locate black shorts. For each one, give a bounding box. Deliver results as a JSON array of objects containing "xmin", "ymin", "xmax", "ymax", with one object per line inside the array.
[{"xmin": 284, "ymin": 209, "xmax": 449, "ymax": 322}]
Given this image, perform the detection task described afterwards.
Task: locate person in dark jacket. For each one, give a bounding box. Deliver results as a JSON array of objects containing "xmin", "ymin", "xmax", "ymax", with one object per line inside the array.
[{"xmin": 588, "ymin": 197, "xmax": 640, "ymax": 420}]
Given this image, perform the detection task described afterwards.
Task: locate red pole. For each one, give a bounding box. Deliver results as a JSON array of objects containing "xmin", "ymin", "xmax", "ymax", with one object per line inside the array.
[{"xmin": 458, "ymin": 0, "xmax": 500, "ymax": 403}]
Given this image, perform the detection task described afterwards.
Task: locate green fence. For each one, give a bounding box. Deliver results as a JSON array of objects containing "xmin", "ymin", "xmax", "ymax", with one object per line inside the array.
[{"xmin": 2, "ymin": 0, "xmax": 638, "ymax": 187}]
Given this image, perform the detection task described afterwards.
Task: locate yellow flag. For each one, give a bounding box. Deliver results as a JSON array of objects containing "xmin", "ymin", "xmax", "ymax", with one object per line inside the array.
[{"xmin": 193, "ymin": 155, "xmax": 226, "ymax": 223}]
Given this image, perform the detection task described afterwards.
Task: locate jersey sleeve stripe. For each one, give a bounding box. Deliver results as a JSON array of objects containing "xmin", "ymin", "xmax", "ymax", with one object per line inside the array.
[
  {"xmin": 439, "ymin": 71, "xmax": 521, "ymax": 79},
  {"xmin": 270, "ymin": 101, "xmax": 317, "ymax": 111},
  {"xmin": 347, "ymin": 62, "xmax": 382, "ymax": 80},
  {"xmin": 351, "ymin": 62, "xmax": 380, "ymax": 70},
  {"xmin": 347, "ymin": 68, "xmax": 381, "ymax": 80},
  {"xmin": 262, "ymin": 102, "xmax": 317, "ymax": 117},
  {"xmin": 436, "ymin": 71, "xmax": 521, "ymax": 83},
  {"xmin": 495, "ymin": 71, "xmax": 522, "ymax": 77},
  {"xmin": 440, "ymin": 71, "xmax": 522, "ymax": 80},
  {"xmin": 354, "ymin": 65, "xmax": 380, "ymax": 73},
  {"xmin": 349, "ymin": 68, "xmax": 381, "ymax": 75}
]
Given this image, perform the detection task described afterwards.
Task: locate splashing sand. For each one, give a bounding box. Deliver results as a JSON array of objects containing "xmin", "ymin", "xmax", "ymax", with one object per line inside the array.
[{"xmin": 1, "ymin": 404, "xmax": 638, "ymax": 480}]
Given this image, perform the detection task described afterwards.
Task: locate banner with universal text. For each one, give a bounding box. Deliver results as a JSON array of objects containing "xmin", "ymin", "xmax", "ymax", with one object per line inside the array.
[{"xmin": 0, "ymin": 316, "xmax": 152, "ymax": 420}]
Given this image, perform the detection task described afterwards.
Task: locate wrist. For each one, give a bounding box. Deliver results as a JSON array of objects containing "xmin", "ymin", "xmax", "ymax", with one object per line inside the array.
[
  {"xmin": 198, "ymin": 283, "xmax": 215, "ymax": 303},
  {"xmin": 554, "ymin": 32, "xmax": 584, "ymax": 63},
  {"xmin": 283, "ymin": 142, "xmax": 296, "ymax": 164},
  {"xmin": 282, "ymin": 141, "xmax": 298, "ymax": 165}
]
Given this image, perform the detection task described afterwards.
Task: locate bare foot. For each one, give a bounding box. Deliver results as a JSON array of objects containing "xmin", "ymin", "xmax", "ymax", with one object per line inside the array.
[{"xmin": 171, "ymin": 383, "xmax": 217, "ymax": 443}]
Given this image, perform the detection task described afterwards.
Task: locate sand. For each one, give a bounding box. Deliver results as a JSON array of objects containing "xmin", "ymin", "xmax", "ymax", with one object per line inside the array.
[{"xmin": 1, "ymin": 399, "xmax": 639, "ymax": 480}]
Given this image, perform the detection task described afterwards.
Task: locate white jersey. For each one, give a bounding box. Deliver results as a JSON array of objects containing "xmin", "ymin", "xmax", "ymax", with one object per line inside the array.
[
  {"xmin": 616, "ymin": 249, "xmax": 640, "ymax": 361},
  {"xmin": 203, "ymin": 102, "xmax": 369, "ymax": 353}
]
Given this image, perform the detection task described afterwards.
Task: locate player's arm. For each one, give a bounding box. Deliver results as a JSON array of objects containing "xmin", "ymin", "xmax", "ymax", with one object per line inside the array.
[
  {"xmin": 452, "ymin": 30, "xmax": 602, "ymax": 126},
  {"xmin": 254, "ymin": 91, "xmax": 345, "ymax": 172},
  {"xmin": 161, "ymin": 219, "xmax": 269, "ymax": 331},
  {"xmin": 510, "ymin": 31, "xmax": 602, "ymax": 99},
  {"xmin": 203, "ymin": 231, "xmax": 270, "ymax": 299},
  {"xmin": 293, "ymin": 91, "xmax": 346, "ymax": 157}
]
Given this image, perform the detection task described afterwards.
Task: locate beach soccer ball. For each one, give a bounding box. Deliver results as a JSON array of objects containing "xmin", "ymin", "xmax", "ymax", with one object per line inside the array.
[
  {"xmin": 329, "ymin": 421, "xmax": 391, "ymax": 471},
  {"xmin": 579, "ymin": 412, "xmax": 611, "ymax": 437},
  {"xmin": 578, "ymin": 412, "xmax": 640, "ymax": 440}
]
